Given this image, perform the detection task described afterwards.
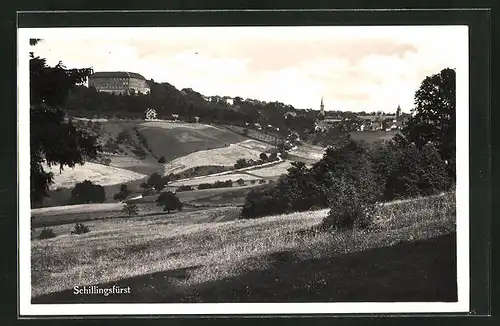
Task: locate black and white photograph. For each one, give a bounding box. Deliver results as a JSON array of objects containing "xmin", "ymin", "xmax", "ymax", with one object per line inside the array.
[{"xmin": 18, "ymin": 25, "xmax": 469, "ymax": 315}]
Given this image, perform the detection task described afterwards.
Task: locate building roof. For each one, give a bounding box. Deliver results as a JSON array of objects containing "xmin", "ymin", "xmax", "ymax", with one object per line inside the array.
[{"xmin": 89, "ymin": 71, "xmax": 146, "ymax": 80}]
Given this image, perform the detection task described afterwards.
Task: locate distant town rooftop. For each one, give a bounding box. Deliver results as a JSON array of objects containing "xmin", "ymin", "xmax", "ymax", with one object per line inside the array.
[{"xmin": 89, "ymin": 71, "xmax": 146, "ymax": 80}]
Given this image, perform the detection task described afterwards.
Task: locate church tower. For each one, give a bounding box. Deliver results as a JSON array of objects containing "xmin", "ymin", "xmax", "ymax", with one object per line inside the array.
[
  {"xmin": 396, "ymin": 104, "xmax": 401, "ymax": 121},
  {"xmin": 320, "ymin": 97, "xmax": 325, "ymax": 116}
]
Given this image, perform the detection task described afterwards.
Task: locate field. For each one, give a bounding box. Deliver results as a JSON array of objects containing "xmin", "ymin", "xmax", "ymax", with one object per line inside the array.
[
  {"xmin": 31, "ymin": 193, "xmax": 456, "ymax": 303},
  {"xmin": 45, "ymin": 162, "xmax": 147, "ymax": 190},
  {"xmin": 247, "ymin": 160, "xmax": 295, "ymax": 178},
  {"xmin": 349, "ymin": 130, "xmax": 399, "ymax": 143},
  {"xmin": 164, "ymin": 139, "xmax": 274, "ymax": 175},
  {"xmin": 288, "ymin": 144, "xmax": 326, "ymax": 163},
  {"xmin": 136, "ymin": 121, "xmax": 249, "ymax": 163}
]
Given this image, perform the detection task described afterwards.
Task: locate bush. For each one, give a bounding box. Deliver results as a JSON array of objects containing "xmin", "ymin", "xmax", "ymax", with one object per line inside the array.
[
  {"xmin": 156, "ymin": 191, "xmax": 183, "ymax": 213},
  {"xmin": 158, "ymin": 156, "xmax": 166, "ymax": 163},
  {"xmin": 116, "ymin": 130, "xmax": 132, "ymax": 144},
  {"xmin": 250, "ymin": 180, "xmax": 256, "ymax": 184},
  {"xmin": 321, "ymin": 175, "xmax": 378, "ymax": 231},
  {"xmin": 234, "ymin": 158, "xmax": 249, "ymax": 169},
  {"xmin": 71, "ymin": 223, "xmax": 90, "ymax": 235},
  {"xmin": 38, "ymin": 228, "xmax": 56, "ymax": 239},
  {"xmin": 122, "ymin": 203, "xmax": 139, "ymax": 217},
  {"xmin": 70, "ymin": 180, "xmax": 106, "ymax": 204},
  {"xmin": 177, "ymin": 185, "xmax": 194, "ymax": 192},
  {"xmin": 236, "ymin": 178, "xmax": 245, "ymax": 186},
  {"xmin": 198, "ymin": 183, "xmax": 212, "ymax": 190},
  {"xmin": 259, "ymin": 152, "xmax": 268, "ymax": 161},
  {"xmin": 241, "ymin": 186, "xmax": 287, "ymax": 219},
  {"xmin": 113, "ymin": 184, "xmax": 130, "ymax": 202},
  {"xmin": 259, "ymin": 179, "xmax": 267, "ymax": 184},
  {"xmin": 146, "ymin": 172, "xmax": 169, "ymax": 192}
]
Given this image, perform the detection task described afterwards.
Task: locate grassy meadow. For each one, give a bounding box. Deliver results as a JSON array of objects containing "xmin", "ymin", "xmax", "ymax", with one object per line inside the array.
[{"xmin": 31, "ymin": 192, "xmax": 456, "ymax": 303}]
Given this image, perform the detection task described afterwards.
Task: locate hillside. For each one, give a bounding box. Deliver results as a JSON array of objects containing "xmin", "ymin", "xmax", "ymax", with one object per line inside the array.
[
  {"xmin": 136, "ymin": 121, "xmax": 250, "ymax": 163},
  {"xmin": 164, "ymin": 139, "xmax": 274, "ymax": 175},
  {"xmin": 44, "ymin": 162, "xmax": 146, "ymax": 190},
  {"xmin": 31, "ymin": 192, "xmax": 456, "ymax": 302}
]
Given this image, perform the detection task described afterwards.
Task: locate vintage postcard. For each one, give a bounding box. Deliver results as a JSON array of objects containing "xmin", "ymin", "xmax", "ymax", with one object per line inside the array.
[{"xmin": 18, "ymin": 25, "xmax": 469, "ymax": 316}]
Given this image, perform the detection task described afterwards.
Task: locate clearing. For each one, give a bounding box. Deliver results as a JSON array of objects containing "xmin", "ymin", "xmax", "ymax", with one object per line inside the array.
[{"xmin": 31, "ymin": 192, "xmax": 456, "ymax": 303}]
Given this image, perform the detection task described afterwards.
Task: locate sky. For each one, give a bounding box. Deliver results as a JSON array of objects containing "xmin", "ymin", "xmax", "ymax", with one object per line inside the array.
[{"xmin": 28, "ymin": 26, "xmax": 467, "ymax": 113}]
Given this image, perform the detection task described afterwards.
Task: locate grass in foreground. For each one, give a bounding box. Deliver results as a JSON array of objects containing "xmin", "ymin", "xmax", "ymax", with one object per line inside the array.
[{"xmin": 31, "ymin": 192, "xmax": 456, "ymax": 302}]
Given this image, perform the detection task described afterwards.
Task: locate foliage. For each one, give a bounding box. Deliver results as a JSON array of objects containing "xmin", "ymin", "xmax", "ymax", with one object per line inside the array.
[
  {"xmin": 146, "ymin": 172, "xmax": 169, "ymax": 192},
  {"xmin": 113, "ymin": 184, "xmax": 130, "ymax": 202},
  {"xmin": 122, "ymin": 203, "xmax": 140, "ymax": 217},
  {"xmin": 236, "ymin": 178, "xmax": 246, "ymax": 186},
  {"xmin": 158, "ymin": 156, "xmax": 166, "ymax": 163},
  {"xmin": 156, "ymin": 191, "xmax": 183, "ymax": 213},
  {"xmin": 320, "ymin": 163, "xmax": 380, "ymax": 231},
  {"xmin": 70, "ymin": 180, "xmax": 106, "ymax": 204},
  {"xmin": 71, "ymin": 223, "xmax": 90, "ymax": 235},
  {"xmin": 259, "ymin": 153, "xmax": 268, "ymax": 161},
  {"xmin": 116, "ymin": 130, "xmax": 132, "ymax": 144},
  {"xmin": 38, "ymin": 228, "xmax": 56, "ymax": 239},
  {"xmin": 403, "ymin": 68, "xmax": 456, "ymax": 178},
  {"xmin": 198, "ymin": 180, "xmax": 233, "ymax": 190},
  {"xmin": 177, "ymin": 185, "xmax": 194, "ymax": 192},
  {"xmin": 30, "ymin": 46, "xmax": 100, "ymax": 207}
]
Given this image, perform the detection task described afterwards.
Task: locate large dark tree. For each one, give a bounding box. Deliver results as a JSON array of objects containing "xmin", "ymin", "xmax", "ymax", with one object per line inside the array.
[
  {"xmin": 156, "ymin": 191, "xmax": 183, "ymax": 213},
  {"xmin": 403, "ymin": 68, "xmax": 456, "ymax": 179},
  {"xmin": 70, "ymin": 180, "xmax": 106, "ymax": 204},
  {"xmin": 30, "ymin": 40, "xmax": 101, "ymax": 207}
]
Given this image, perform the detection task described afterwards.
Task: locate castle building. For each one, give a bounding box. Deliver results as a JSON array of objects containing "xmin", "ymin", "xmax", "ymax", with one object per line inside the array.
[{"xmin": 88, "ymin": 71, "xmax": 150, "ymax": 95}]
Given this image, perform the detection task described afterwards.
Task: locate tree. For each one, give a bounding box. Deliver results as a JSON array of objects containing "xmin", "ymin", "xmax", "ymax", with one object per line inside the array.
[
  {"xmin": 236, "ymin": 178, "xmax": 245, "ymax": 186},
  {"xmin": 113, "ymin": 184, "xmax": 130, "ymax": 202},
  {"xmin": 122, "ymin": 203, "xmax": 140, "ymax": 217},
  {"xmin": 30, "ymin": 41, "xmax": 100, "ymax": 207},
  {"xmin": 147, "ymin": 172, "xmax": 169, "ymax": 192},
  {"xmin": 158, "ymin": 156, "xmax": 166, "ymax": 163},
  {"xmin": 269, "ymin": 151, "xmax": 278, "ymax": 161},
  {"xmin": 70, "ymin": 180, "xmax": 106, "ymax": 204},
  {"xmin": 403, "ymin": 68, "xmax": 456, "ymax": 179},
  {"xmin": 259, "ymin": 153, "xmax": 268, "ymax": 161},
  {"xmin": 156, "ymin": 191, "xmax": 183, "ymax": 213},
  {"xmin": 418, "ymin": 142, "xmax": 450, "ymax": 195}
]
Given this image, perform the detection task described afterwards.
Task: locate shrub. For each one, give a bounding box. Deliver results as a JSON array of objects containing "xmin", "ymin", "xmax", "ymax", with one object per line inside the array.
[
  {"xmin": 259, "ymin": 152, "xmax": 268, "ymax": 161},
  {"xmin": 38, "ymin": 228, "xmax": 56, "ymax": 240},
  {"xmin": 158, "ymin": 156, "xmax": 166, "ymax": 163},
  {"xmin": 71, "ymin": 223, "xmax": 90, "ymax": 235},
  {"xmin": 321, "ymin": 176, "xmax": 378, "ymax": 231},
  {"xmin": 234, "ymin": 158, "xmax": 249, "ymax": 169},
  {"xmin": 70, "ymin": 180, "xmax": 106, "ymax": 204},
  {"xmin": 236, "ymin": 178, "xmax": 245, "ymax": 186},
  {"xmin": 113, "ymin": 184, "xmax": 130, "ymax": 202},
  {"xmin": 258, "ymin": 179, "xmax": 267, "ymax": 184},
  {"xmin": 241, "ymin": 186, "xmax": 287, "ymax": 219},
  {"xmin": 177, "ymin": 185, "xmax": 194, "ymax": 192},
  {"xmin": 116, "ymin": 130, "xmax": 132, "ymax": 144},
  {"xmin": 156, "ymin": 191, "xmax": 183, "ymax": 213},
  {"xmin": 146, "ymin": 172, "xmax": 169, "ymax": 192},
  {"xmin": 198, "ymin": 183, "xmax": 212, "ymax": 190},
  {"xmin": 122, "ymin": 203, "xmax": 139, "ymax": 217},
  {"xmin": 250, "ymin": 180, "xmax": 256, "ymax": 184}
]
